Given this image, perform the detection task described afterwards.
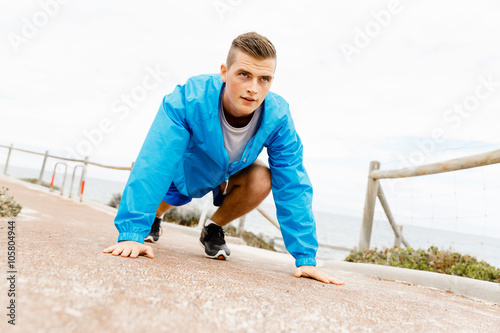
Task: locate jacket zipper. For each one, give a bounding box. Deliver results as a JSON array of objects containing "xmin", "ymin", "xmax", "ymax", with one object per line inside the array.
[{"xmin": 237, "ymin": 138, "xmax": 254, "ymax": 168}]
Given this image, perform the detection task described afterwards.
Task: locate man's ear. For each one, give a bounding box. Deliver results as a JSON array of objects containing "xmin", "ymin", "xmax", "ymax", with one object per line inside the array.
[{"xmin": 220, "ymin": 63, "xmax": 227, "ymax": 82}]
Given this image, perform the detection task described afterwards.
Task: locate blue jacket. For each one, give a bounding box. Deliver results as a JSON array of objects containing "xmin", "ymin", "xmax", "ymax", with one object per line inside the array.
[{"xmin": 115, "ymin": 73, "xmax": 318, "ymax": 267}]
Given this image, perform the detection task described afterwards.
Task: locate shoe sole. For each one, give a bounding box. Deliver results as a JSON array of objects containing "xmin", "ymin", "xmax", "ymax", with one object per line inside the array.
[
  {"xmin": 144, "ymin": 236, "xmax": 157, "ymax": 243},
  {"xmin": 199, "ymin": 240, "xmax": 229, "ymax": 260},
  {"xmin": 144, "ymin": 226, "xmax": 162, "ymax": 243}
]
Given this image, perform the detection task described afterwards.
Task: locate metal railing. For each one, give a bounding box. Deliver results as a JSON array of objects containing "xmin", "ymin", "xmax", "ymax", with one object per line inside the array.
[
  {"xmin": 50, "ymin": 162, "xmax": 68, "ymax": 195},
  {"xmin": 0, "ymin": 143, "xmax": 133, "ymax": 202}
]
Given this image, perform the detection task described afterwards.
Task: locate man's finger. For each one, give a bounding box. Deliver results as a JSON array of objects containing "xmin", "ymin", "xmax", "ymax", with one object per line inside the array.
[
  {"xmin": 328, "ymin": 277, "xmax": 345, "ymax": 285},
  {"xmin": 112, "ymin": 246, "xmax": 123, "ymax": 256},
  {"xmin": 295, "ymin": 266, "xmax": 344, "ymax": 285},
  {"xmin": 144, "ymin": 246, "xmax": 155, "ymax": 259},
  {"xmin": 294, "ymin": 267, "xmax": 328, "ymax": 283},
  {"xmin": 313, "ymin": 271, "xmax": 331, "ymax": 284},
  {"xmin": 102, "ymin": 245, "xmax": 116, "ymax": 253},
  {"xmin": 121, "ymin": 247, "xmax": 132, "ymax": 257},
  {"xmin": 320, "ymin": 271, "xmax": 344, "ymax": 285},
  {"xmin": 130, "ymin": 247, "xmax": 140, "ymax": 258}
]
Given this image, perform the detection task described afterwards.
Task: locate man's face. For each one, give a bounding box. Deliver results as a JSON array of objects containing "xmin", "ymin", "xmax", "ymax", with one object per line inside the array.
[{"xmin": 220, "ymin": 51, "xmax": 276, "ymax": 118}]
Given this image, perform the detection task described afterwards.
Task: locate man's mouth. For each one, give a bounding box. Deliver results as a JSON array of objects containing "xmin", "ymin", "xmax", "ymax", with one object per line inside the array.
[{"xmin": 241, "ymin": 97, "xmax": 256, "ymax": 102}]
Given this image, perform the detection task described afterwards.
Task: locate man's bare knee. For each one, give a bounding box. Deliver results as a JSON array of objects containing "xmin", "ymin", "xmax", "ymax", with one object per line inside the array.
[
  {"xmin": 248, "ymin": 164, "xmax": 271, "ymax": 198},
  {"xmin": 226, "ymin": 161, "xmax": 268, "ymax": 187}
]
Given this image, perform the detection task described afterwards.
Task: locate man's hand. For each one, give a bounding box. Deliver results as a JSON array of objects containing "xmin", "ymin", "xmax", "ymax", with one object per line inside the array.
[
  {"xmin": 102, "ymin": 241, "xmax": 155, "ymax": 259},
  {"xmin": 294, "ymin": 266, "xmax": 345, "ymax": 285}
]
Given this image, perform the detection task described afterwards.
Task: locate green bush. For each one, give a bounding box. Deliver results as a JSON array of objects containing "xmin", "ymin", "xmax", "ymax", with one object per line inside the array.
[
  {"xmin": 345, "ymin": 245, "xmax": 500, "ymax": 283},
  {"xmin": 0, "ymin": 187, "xmax": 22, "ymax": 217},
  {"xmin": 164, "ymin": 205, "xmax": 201, "ymax": 227},
  {"xmin": 108, "ymin": 193, "xmax": 122, "ymax": 208}
]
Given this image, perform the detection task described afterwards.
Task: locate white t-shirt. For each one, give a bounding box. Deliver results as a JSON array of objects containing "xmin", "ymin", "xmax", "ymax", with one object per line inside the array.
[{"xmin": 219, "ymin": 87, "xmax": 262, "ymax": 164}]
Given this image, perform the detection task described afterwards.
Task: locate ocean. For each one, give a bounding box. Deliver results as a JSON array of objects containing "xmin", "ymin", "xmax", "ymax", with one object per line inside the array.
[
  {"xmin": 242, "ymin": 203, "xmax": 500, "ymax": 268},
  {"xmin": 2, "ymin": 164, "xmax": 499, "ymax": 268}
]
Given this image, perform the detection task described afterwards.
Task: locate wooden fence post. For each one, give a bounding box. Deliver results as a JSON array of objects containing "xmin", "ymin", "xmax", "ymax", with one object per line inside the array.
[
  {"xmin": 256, "ymin": 207, "xmax": 280, "ymax": 230},
  {"xmin": 377, "ymin": 184, "xmax": 410, "ymax": 248},
  {"xmin": 3, "ymin": 144, "xmax": 13, "ymax": 175},
  {"xmin": 394, "ymin": 225, "xmax": 403, "ymax": 247},
  {"xmin": 237, "ymin": 215, "xmax": 246, "ymax": 237},
  {"xmin": 358, "ymin": 161, "xmax": 380, "ymax": 251},
  {"xmin": 197, "ymin": 198, "xmax": 211, "ymax": 230},
  {"xmin": 38, "ymin": 150, "xmax": 49, "ymax": 185}
]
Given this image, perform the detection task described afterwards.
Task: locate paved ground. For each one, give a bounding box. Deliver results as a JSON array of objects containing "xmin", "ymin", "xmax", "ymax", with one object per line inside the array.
[{"xmin": 0, "ymin": 174, "xmax": 499, "ymax": 332}]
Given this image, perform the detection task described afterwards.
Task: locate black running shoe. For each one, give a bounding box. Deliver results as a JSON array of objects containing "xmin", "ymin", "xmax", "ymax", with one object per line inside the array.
[
  {"xmin": 145, "ymin": 217, "xmax": 163, "ymax": 243},
  {"xmin": 199, "ymin": 223, "xmax": 231, "ymax": 260}
]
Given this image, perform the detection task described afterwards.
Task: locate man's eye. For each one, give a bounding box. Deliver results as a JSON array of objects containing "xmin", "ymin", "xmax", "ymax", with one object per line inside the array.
[
  {"xmin": 240, "ymin": 73, "xmax": 248, "ymax": 77},
  {"xmin": 261, "ymin": 77, "xmax": 270, "ymax": 82}
]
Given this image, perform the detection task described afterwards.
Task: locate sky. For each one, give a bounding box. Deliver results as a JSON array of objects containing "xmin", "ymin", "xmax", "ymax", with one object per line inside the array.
[{"xmin": 1, "ymin": 0, "xmax": 499, "ymax": 235}]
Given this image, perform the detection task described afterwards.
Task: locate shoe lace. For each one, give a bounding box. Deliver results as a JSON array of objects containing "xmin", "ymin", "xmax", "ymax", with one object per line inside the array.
[{"xmin": 205, "ymin": 224, "xmax": 226, "ymax": 245}]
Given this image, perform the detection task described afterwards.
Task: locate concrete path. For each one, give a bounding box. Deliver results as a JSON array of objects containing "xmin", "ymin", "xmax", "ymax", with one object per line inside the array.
[{"xmin": 0, "ymin": 174, "xmax": 499, "ymax": 332}]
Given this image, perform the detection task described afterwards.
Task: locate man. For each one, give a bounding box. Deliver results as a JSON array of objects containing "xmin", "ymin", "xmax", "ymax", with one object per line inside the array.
[{"xmin": 103, "ymin": 32, "xmax": 344, "ymax": 285}]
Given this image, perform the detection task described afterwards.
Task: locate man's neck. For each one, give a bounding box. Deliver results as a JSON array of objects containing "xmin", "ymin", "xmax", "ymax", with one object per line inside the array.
[
  {"xmin": 223, "ymin": 109, "xmax": 254, "ymax": 128},
  {"xmin": 221, "ymin": 88, "xmax": 255, "ymax": 128}
]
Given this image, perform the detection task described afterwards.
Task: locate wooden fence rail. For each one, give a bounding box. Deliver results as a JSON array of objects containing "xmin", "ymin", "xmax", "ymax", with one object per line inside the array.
[{"xmin": 359, "ymin": 148, "xmax": 500, "ymax": 251}]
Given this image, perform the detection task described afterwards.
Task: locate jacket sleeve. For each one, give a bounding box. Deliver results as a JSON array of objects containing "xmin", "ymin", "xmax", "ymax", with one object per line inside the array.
[
  {"xmin": 267, "ymin": 113, "xmax": 318, "ymax": 267},
  {"xmin": 114, "ymin": 85, "xmax": 191, "ymax": 243}
]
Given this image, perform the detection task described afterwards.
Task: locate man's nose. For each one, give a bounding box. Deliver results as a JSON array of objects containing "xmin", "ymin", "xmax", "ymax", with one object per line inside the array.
[{"xmin": 247, "ymin": 79, "xmax": 258, "ymax": 94}]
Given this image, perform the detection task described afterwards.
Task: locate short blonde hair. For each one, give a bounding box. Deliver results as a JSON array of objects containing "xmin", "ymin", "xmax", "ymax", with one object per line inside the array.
[{"xmin": 226, "ymin": 32, "xmax": 276, "ymax": 69}]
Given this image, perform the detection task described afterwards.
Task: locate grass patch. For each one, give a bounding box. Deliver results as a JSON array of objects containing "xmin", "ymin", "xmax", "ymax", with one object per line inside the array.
[
  {"xmin": 0, "ymin": 187, "xmax": 22, "ymax": 217},
  {"xmin": 224, "ymin": 225, "xmax": 276, "ymax": 252},
  {"xmin": 21, "ymin": 177, "xmax": 60, "ymax": 192},
  {"xmin": 345, "ymin": 245, "xmax": 500, "ymax": 283}
]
